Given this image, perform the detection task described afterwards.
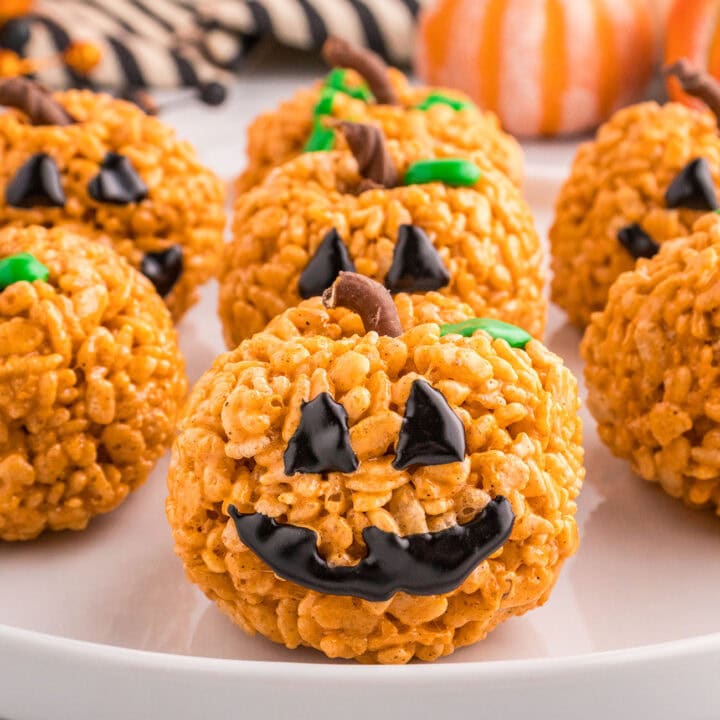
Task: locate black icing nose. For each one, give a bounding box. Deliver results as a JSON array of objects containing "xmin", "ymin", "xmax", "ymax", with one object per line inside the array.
[
  {"xmin": 88, "ymin": 152, "xmax": 148, "ymax": 205},
  {"xmin": 6, "ymin": 153, "xmax": 66, "ymax": 208},
  {"xmin": 140, "ymin": 245, "xmax": 183, "ymax": 298}
]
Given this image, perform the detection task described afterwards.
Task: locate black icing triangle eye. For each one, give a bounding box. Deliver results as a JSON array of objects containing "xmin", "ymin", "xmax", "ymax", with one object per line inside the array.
[
  {"xmin": 384, "ymin": 224, "xmax": 450, "ymax": 293},
  {"xmin": 665, "ymin": 158, "xmax": 719, "ymax": 211},
  {"xmin": 88, "ymin": 152, "xmax": 148, "ymax": 205},
  {"xmin": 298, "ymin": 228, "xmax": 356, "ymax": 299},
  {"xmin": 617, "ymin": 223, "xmax": 659, "ymax": 259},
  {"xmin": 140, "ymin": 245, "xmax": 183, "ymax": 298},
  {"xmin": 6, "ymin": 153, "xmax": 65, "ymax": 208},
  {"xmin": 284, "ymin": 392, "xmax": 359, "ymax": 475},
  {"xmin": 393, "ymin": 380, "xmax": 465, "ymax": 470}
]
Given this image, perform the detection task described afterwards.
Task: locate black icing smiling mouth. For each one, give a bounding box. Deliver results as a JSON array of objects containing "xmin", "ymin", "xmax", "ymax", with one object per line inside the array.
[
  {"xmin": 227, "ymin": 379, "xmax": 515, "ymax": 603},
  {"xmin": 228, "ymin": 499, "xmax": 514, "ymax": 602}
]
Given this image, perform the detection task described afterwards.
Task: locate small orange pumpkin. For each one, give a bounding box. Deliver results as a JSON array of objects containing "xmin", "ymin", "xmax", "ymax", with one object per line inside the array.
[
  {"xmin": 665, "ymin": 0, "xmax": 720, "ymax": 108},
  {"xmin": 415, "ymin": 0, "xmax": 656, "ymax": 137}
]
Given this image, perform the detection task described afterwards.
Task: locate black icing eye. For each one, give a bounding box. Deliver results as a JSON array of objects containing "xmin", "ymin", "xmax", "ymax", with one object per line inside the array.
[
  {"xmin": 140, "ymin": 245, "xmax": 183, "ymax": 298},
  {"xmin": 6, "ymin": 153, "xmax": 65, "ymax": 208},
  {"xmin": 384, "ymin": 224, "xmax": 450, "ymax": 293},
  {"xmin": 88, "ymin": 152, "xmax": 148, "ymax": 205},
  {"xmin": 298, "ymin": 228, "xmax": 355, "ymax": 299},
  {"xmin": 393, "ymin": 380, "xmax": 465, "ymax": 470},
  {"xmin": 284, "ymin": 392, "xmax": 359, "ymax": 475},
  {"xmin": 665, "ymin": 158, "xmax": 719, "ymax": 211},
  {"xmin": 617, "ymin": 223, "xmax": 659, "ymax": 259}
]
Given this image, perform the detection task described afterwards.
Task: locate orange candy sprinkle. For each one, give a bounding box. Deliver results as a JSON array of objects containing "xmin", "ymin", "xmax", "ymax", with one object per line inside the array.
[{"xmin": 63, "ymin": 41, "xmax": 102, "ymax": 75}]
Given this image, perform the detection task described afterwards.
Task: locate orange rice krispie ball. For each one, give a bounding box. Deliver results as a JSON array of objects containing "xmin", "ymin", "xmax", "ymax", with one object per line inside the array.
[
  {"xmin": 583, "ymin": 213, "xmax": 720, "ymax": 515},
  {"xmin": 550, "ymin": 92, "xmax": 720, "ymax": 327},
  {"xmin": 168, "ymin": 274, "xmax": 584, "ymax": 663},
  {"xmin": 220, "ymin": 123, "xmax": 545, "ymax": 349},
  {"xmin": 237, "ymin": 37, "xmax": 523, "ymax": 193},
  {"xmin": 0, "ymin": 77, "xmax": 226, "ymax": 320},
  {"xmin": 0, "ymin": 226, "xmax": 187, "ymax": 541}
]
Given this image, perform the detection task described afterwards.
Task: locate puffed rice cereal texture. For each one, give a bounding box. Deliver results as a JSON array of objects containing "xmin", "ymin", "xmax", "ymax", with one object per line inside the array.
[
  {"xmin": 550, "ymin": 102, "xmax": 720, "ymax": 327},
  {"xmin": 220, "ymin": 147, "xmax": 546, "ymax": 349},
  {"xmin": 0, "ymin": 226, "xmax": 187, "ymax": 541},
  {"xmin": 0, "ymin": 90, "xmax": 226, "ymax": 320},
  {"xmin": 237, "ymin": 69, "xmax": 523, "ymax": 193},
  {"xmin": 583, "ymin": 213, "xmax": 720, "ymax": 515},
  {"xmin": 167, "ymin": 293, "xmax": 584, "ymax": 663}
]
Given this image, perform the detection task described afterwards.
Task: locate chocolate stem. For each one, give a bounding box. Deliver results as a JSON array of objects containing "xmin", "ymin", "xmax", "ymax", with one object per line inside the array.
[
  {"xmin": 0, "ymin": 77, "xmax": 74, "ymax": 126},
  {"xmin": 665, "ymin": 58, "xmax": 720, "ymax": 122},
  {"xmin": 322, "ymin": 36, "xmax": 398, "ymax": 105},
  {"xmin": 335, "ymin": 121, "xmax": 399, "ymax": 189},
  {"xmin": 322, "ymin": 271, "xmax": 402, "ymax": 338}
]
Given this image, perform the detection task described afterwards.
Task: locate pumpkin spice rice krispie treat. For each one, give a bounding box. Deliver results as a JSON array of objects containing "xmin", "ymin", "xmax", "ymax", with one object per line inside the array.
[
  {"xmin": 168, "ymin": 273, "xmax": 584, "ymax": 663},
  {"xmin": 221, "ymin": 122, "xmax": 545, "ymax": 348},
  {"xmin": 237, "ymin": 37, "xmax": 523, "ymax": 192},
  {"xmin": 0, "ymin": 77, "xmax": 225, "ymax": 320},
  {"xmin": 550, "ymin": 61, "xmax": 720, "ymax": 327},
  {"xmin": 0, "ymin": 226, "xmax": 187, "ymax": 541},
  {"xmin": 583, "ymin": 213, "xmax": 720, "ymax": 515}
]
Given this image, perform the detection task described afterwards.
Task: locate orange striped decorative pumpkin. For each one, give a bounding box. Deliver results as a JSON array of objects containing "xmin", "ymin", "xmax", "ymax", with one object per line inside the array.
[
  {"xmin": 415, "ymin": 0, "xmax": 656, "ymax": 137},
  {"xmin": 665, "ymin": 0, "xmax": 720, "ymax": 108}
]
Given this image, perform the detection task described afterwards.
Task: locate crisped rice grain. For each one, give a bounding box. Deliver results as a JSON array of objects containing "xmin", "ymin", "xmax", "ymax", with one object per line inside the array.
[
  {"xmin": 582, "ymin": 213, "xmax": 720, "ymax": 514},
  {"xmin": 167, "ymin": 293, "xmax": 584, "ymax": 663},
  {"xmin": 237, "ymin": 69, "xmax": 523, "ymax": 192},
  {"xmin": 0, "ymin": 226, "xmax": 187, "ymax": 541},
  {"xmin": 0, "ymin": 90, "xmax": 226, "ymax": 320},
  {"xmin": 220, "ymin": 148, "xmax": 546, "ymax": 349},
  {"xmin": 550, "ymin": 102, "xmax": 720, "ymax": 327}
]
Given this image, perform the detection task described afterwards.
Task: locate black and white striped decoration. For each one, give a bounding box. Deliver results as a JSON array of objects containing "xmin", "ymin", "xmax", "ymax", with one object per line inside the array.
[
  {"xmin": 22, "ymin": 0, "xmax": 234, "ymax": 93},
  {"xmin": 8, "ymin": 0, "xmax": 425, "ymax": 96},
  {"xmin": 197, "ymin": 0, "xmax": 424, "ymax": 67}
]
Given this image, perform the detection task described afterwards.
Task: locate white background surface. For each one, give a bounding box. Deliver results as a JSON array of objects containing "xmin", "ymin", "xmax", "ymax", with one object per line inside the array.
[{"xmin": 0, "ymin": 47, "xmax": 719, "ymax": 720}]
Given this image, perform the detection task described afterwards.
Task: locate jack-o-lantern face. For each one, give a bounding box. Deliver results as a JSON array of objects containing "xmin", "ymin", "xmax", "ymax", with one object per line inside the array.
[
  {"xmin": 168, "ymin": 273, "xmax": 584, "ymax": 663},
  {"xmin": 229, "ymin": 376, "xmax": 515, "ymax": 602},
  {"xmin": 550, "ymin": 61, "xmax": 720, "ymax": 327},
  {"xmin": 0, "ymin": 77, "xmax": 225, "ymax": 320},
  {"xmin": 220, "ymin": 122, "xmax": 546, "ymax": 349}
]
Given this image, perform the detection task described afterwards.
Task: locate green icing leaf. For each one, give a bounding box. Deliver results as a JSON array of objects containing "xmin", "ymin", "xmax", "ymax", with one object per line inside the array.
[
  {"xmin": 415, "ymin": 93, "xmax": 473, "ymax": 112},
  {"xmin": 304, "ymin": 120, "xmax": 336, "ymax": 152},
  {"xmin": 404, "ymin": 158, "xmax": 481, "ymax": 187},
  {"xmin": 0, "ymin": 253, "xmax": 49, "ymax": 289},
  {"xmin": 440, "ymin": 318, "xmax": 532, "ymax": 348},
  {"xmin": 324, "ymin": 68, "xmax": 373, "ymax": 102},
  {"xmin": 313, "ymin": 89, "xmax": 337, "ymax": 117}
]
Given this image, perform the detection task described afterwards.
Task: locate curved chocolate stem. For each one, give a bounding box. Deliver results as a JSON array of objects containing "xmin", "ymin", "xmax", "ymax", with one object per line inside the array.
[
  {"xmin": 0, "ymin": 77, "xmax": 74, "ymax": 126},
  {"xmin": 322, "ymin": 36, "xmax": 398, "ymax": 105},
  {"xmin": 322, "ymin": 271, "xmax": 402, "ymax": 338},
  {"xmin": 665, "ymin": 58, "xmax": 720, "ymax": 123},
  {"xmin": 336, "ymin": 121, "xmax": 399, "ymax": 189}
]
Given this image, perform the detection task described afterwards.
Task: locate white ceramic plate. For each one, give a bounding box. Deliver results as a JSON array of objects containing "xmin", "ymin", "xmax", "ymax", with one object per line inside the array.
[{"xmin": 1, "ymin": 60, "xmax": 720, "ymax": 720}]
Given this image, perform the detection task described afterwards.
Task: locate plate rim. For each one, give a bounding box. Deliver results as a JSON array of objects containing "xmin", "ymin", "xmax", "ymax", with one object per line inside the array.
[{"xmin": 2, "ymin": 622, "xmax": 719, "ymax": 677}]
